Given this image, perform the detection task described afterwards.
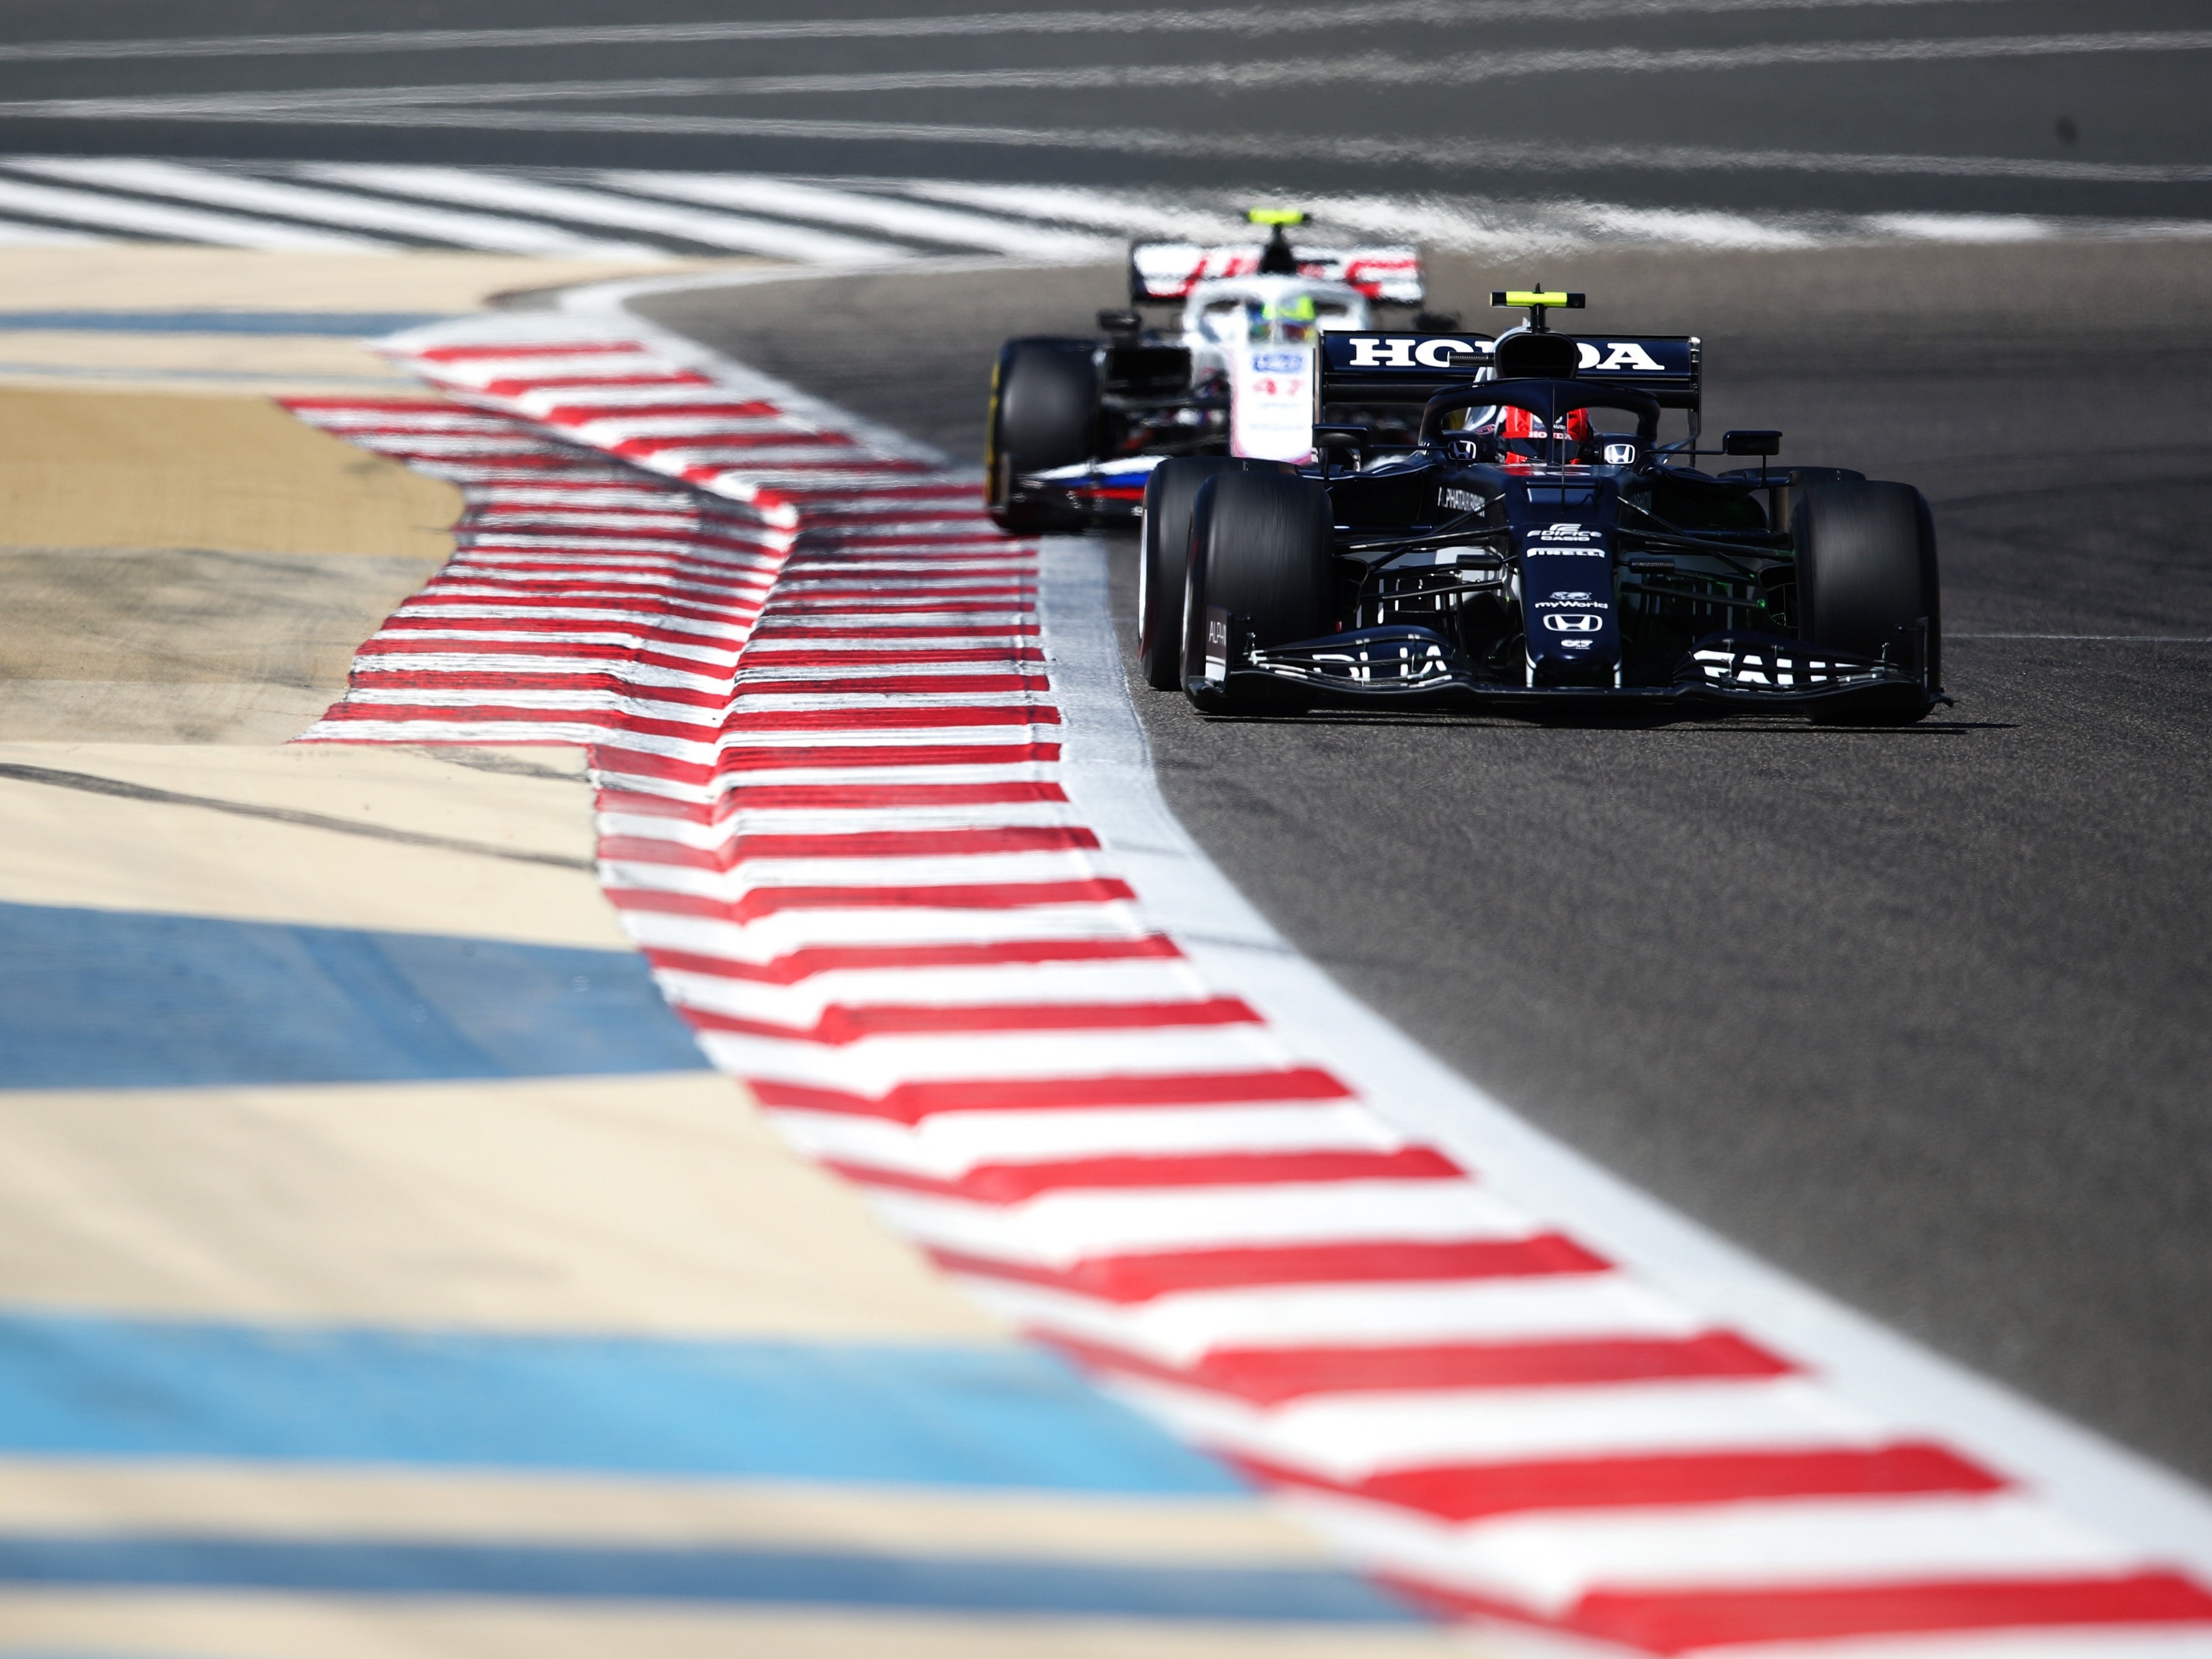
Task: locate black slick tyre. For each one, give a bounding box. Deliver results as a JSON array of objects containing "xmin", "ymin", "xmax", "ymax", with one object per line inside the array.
[
  {"xmin": 1793, "ymin": 479, "xmax": 1942, "ymax": 725},
  {"xmin": 1181, "ymin": 470, "xmax": 1335, "ymax": 711},
  {"xmin": 1139, "ymin": 456, "xmax": 1283, "ymax": 690},
  {"xmin": 984, "ymin": 338, "xmax": 1099, "ymax": 534}
]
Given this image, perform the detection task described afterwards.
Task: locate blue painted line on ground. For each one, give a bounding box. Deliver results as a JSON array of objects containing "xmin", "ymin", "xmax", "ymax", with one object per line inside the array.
[
  {"xmin": 0, "ymin": 1315, "xmax": 1243, "ymax": 1494},
  {"xmin": 0, "ymin": 902, "xmax": 711, "ymax": 1088},
  {"xmin": 0, "ymin": 311, "xmax": 456, "ymax": 336},
  {"xmin": 0, "ymin": 1537, "xmax": 1420, "ymax": 1622}
]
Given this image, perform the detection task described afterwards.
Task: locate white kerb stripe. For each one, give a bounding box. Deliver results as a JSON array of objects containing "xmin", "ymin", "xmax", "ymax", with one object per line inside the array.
[
  {"xmin": 7, "ymin": 156, "xmax": 667, "ymax": 258},
  {"xmin": 600, "ymin": 170, "xmax": 1119, "ymax": 260},
  {"xmin": 298, "ymin": 164, "xmax": 911, "ymax": 264},
  {"xmin": 646, "ymin": 960, "xmax": 1225, "ymax": 1019},
  {"xmin": 964, "ymin": 1273, "xmax": 1696, "ymax": 1362},
  {"xmin": 1291, "ymin": 1490, "xmax": 2140, "ymax": 1615},
  {"xmin": 690, "ymin": 1026, "xmax": 1303, "ymax": 1091},
  {"xmin": 651, "ymin": 953, "xmax": 1220, "ymax": 1001},
  {"xmin": 0, "ymin": 169, "xmax": 389, "ymax": 250},
  {"xmin": 1113, "ymin": 1374, "xmax": 1883, "ymax": 1476},
  {"xmin": 868, "ymin": 1181, "xmax": 1539, "ymax": 1262},
  {"xmin": 767, "ymin": 1103, "xmax": 1410, "ymax": 1173}
]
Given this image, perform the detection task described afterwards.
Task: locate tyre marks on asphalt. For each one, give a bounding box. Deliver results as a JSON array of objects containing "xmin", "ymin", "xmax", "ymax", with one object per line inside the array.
[
  {"xmin": 0, "ymin": 157, "xmax": 2191, "ymax": 264},
  {"xmin": 276, "ymin": 313, "xmax": 2212, "ymax": 1654}
]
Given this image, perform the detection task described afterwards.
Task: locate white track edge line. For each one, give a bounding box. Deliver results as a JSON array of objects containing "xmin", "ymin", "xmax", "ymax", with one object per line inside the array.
[{"xmin": 1037, "ymin": 542, "xmax": 2212, "ymax": 1575}]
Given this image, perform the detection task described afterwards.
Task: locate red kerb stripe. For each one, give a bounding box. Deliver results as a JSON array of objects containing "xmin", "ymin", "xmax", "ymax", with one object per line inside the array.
[
  {"xmin": 1236, "ymin": 1442, "xmax": 2008, "ymax": 1522},
  {"xmin": 595, "ymin": 781, "xmax": 1069, "ymax": 819},
  {"xmin": 1396, "ymin": 1573, "xmax": 2212, "ymax": 1654},
  {"xmin": 589, "ymin": 742, "xmax": 1062, "ymax": 781},
  {"xmin": 476, "ymin": 373, "xmax": 712, "ymax": 395},
  {"xmin": 598, "ymin": 824, "xmax": 1100, "ymax": 868},
  {"xmin": 620, "ymin": 436, "xmax": 855, "ymax": 459},
  {"xmin": 606, "ymin": 876, "xmax": 1134, "ymax": 923},
  {"xmin": 687, "ymin": 995, "xmax": 1260, "ymax": 1045},
  {"xmin": 321, "ymin": 702, "xmax": 716, "ymax": 740},
  {"xmin": 934, "ymin": 1234, "xmax": 1609, "ymax": 1306},
  {"xmin": 641, "ymin": 936, "xmax": 1180, "ymax": 986},
  {"xmin": 743, "ymin": 1066, "xmax": 1354, "ymax": 1124},
  {"xmin": 539, "ymin": 400, "xmax": 779, "ymax": 423},
  {"xmin": 738, "ymin": 648, "xmax": 1046, "ymax": 667},
  {"xmin": 1057, "ymin": 1329, "xmax": 1794, "ymax": 1406},
  {"xmin": 736, "ymin": 675, "xmax": 1052, "ymax": 697},
  {"xmin": 825, "ymin": 1146, "xmax": 1464, "ymax": 1202},
  {"xmin": 715, "ymin": 706, "xmax": 1060, "ymax": 733},
  {"xmin": 369, "ymin": 643, "xmax": 737, "ymax": 677},
  {"xmin": 359, "ymin": 673, "xmax": 727, "ymax": 709},
  {"xmin": 746, "ymin": 624, "xmax": 1041, "ymax": 640}
]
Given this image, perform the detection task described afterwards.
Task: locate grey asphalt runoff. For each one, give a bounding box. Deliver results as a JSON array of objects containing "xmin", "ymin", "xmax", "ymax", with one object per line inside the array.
[
  {"xmin": 641, "ymin": 235, "xmax": 2212, "ymax": 1484},
  {"xmin": 1, "ymin": 0, "xmax": 2208, "ymax": 223}
]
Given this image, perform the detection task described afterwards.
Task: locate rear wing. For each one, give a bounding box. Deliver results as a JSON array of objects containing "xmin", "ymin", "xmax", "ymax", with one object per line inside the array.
[
  {"xmin": 1318, "ymin": 332, "xmax": 1702, "ymax": 409},
  {"xmin": 1129, "ymin": 242, "xmax": 1424, "ymax": 306}
]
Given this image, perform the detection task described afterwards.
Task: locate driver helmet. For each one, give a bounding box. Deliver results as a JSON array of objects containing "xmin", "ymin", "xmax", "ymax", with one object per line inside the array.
[
  {"xmin": 1245, "ymin": 292, "xmax": 1318, "ymax": 344},
  {"xmin": 1446, "ymin": 401, "xmax": 1595, "ymax": 459}
]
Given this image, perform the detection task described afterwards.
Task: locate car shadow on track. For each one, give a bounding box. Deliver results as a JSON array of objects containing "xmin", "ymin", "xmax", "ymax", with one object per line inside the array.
[{"xmin": 1174, "ymin": 709, "xmax": 2011, "ymax": 737}]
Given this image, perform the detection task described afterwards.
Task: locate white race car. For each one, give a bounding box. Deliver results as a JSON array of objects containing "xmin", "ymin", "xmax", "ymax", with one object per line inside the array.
[{"xmin": 984, "ymin": 209, "xmax": 1448, "ymax": 531}]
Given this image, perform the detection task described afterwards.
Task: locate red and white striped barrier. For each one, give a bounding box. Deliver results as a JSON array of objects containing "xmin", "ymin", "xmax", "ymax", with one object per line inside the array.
[{"xmin": 285, "ymin": 311, "xmax": 2212, "ymax": 1657}]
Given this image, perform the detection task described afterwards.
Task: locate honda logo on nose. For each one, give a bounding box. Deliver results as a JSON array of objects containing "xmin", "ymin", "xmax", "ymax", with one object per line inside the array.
[{"xmin": 1543, "ymin": 613, "xmax": 1604, "ymax": 633}]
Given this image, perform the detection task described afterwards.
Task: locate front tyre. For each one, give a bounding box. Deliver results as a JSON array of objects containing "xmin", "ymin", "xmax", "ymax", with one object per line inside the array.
[
  {"xmin": 1181, "ymin": 469, "xmax": 1334, "ymax": 711},
  {"xmin": 1795, "ymin": 479, "xmax": 1942, "ymax": 725},
  {"xmin": 984, "ymin": 338, "xmax": 1099, "ymax": 534},
  {"xmin": 1139, "ymin": 456, "xmax": 1284, "ymax": 690}
]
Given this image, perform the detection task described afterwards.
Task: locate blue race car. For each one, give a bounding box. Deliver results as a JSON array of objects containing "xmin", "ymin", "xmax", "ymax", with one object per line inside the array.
[{"xmin": 1139, "ymin": 291, "xmax": 1944, "ymax": 725}]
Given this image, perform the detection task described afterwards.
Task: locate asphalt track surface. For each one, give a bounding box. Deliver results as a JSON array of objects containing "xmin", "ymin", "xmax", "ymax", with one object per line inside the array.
[
  {"xmin": 1, "ymin": 0, "xmax": 2209, "ymax": 225},
  {"xmin": 640, "ymin": 234, "xmax": 2212, "ymax": 1486}
]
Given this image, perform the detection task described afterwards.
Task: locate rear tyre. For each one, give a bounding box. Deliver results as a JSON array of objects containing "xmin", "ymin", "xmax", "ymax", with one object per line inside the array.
[
  {"xmin": 1181, "ymin": 470, "xmax": 1335, "ymax": 711},
  {"xmin": 1793, "ymin": 479, "xmax": 1942, "ymax": 725},
  {"xmin": 985, "ymin": 338, "xmax": 1099, "ymax": 534},
  {"xmin": 1139, "ymin": 456, "xmax": 1284, "ymax": 690}
]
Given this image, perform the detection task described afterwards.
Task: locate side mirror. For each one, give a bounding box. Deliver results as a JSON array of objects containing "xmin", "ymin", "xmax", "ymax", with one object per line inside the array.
[
  {"xmin": 1313, "ymin": 424, "xmax": 1369, "ymax": 473},
  {"xmin": 1722, "ymin": 429, "xmax": 1782, "ymax": 457},
  {"xmin": 1097, "ymin": 308, "xmax": 1143, "ymax": 337}
]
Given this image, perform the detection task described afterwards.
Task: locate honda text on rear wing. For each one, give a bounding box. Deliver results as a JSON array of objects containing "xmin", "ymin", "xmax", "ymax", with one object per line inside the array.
[{"xmin": 1319, "ymin": 333, "xmax": 1702, "ymax": 408}]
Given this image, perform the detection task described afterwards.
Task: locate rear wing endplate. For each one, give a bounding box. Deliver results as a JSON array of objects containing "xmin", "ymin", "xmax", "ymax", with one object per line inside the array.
[
  {"xmin": 1130, "ymin": 242, "xmax": 1424, "ymax": 305},
  {"xmin": 1318, "ymin": 332, "xmax": 1702, "ymax": 408}
]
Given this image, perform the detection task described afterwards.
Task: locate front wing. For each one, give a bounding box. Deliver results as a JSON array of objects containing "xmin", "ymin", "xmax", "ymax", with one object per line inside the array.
[
  {"xmin": 1006, "ymin": 456, "xmax": 1164, "ymax": 526},
  {"xmin": 1187, "ymin": 619, "xmax": 1944, "ymax": 720}
]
